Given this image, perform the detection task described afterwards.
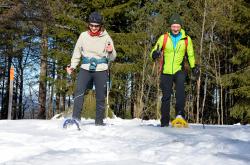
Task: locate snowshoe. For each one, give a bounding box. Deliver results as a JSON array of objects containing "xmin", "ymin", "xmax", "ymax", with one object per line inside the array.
[
  {"xmin": 63, "ymin": 118, "xmax": 81, "ymax": 130},
  {"xmin": 171, "ymin": 115, "xmax": 189, "ymax": 128}
]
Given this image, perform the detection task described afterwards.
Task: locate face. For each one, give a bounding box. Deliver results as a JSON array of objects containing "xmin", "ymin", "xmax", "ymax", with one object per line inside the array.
[
  {"xmin": 89, "ymin": 23, "xmax": 101, "ymax": 33},
  {"xmin": 171, "ymin": 24, "xmax": 181, "ymax": 35}
]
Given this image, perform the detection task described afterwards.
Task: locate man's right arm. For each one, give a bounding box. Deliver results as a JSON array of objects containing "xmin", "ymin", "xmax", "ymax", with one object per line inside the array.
[{"xmin": 150, "ymin": 35, "xmax": 164, "ymax": 60}]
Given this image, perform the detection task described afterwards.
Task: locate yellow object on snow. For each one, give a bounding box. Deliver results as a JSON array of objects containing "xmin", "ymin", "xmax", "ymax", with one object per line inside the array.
[{"xmin": 171, "ymin": 117, "xmax": 189, "ymax": 128}]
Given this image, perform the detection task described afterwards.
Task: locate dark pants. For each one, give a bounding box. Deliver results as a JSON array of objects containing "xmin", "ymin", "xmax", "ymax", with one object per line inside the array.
[
  {"xmin": 160, "ymin": 71, "xmax": 186, "ymax": 126},
  {"xmin": 72, "ymin": 69, "xmax": 108, "ymax": 124}
]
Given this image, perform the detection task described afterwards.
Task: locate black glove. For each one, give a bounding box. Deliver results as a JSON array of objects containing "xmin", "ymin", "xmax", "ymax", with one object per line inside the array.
[
  {"xmin": 152, "ymin": 45, "xmax": 161, "ymax": 60},
  {"xmin": 192, "ymin": 65, "xmax": 200, "ymax": 81}
]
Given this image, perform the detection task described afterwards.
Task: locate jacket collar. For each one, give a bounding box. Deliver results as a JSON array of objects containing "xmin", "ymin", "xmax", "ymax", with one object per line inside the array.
[{"xmin": 168, "ymin": 29, "xmax": 187, "ymax": 39}]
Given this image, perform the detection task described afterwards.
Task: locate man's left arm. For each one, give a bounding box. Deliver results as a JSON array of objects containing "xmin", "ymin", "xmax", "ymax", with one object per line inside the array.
[
  {"xmin": 187, "ymin": 36, "xmax": 195, "ymax": 69},
  {"xmin": 187, "ymin": 36, "xmax": 200, "ymax": 80}
]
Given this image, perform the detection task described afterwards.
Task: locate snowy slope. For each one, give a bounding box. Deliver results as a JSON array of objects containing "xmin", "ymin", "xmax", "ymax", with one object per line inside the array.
[{"xmin": 0, "ymin": 118, "xmax": 250, "ymax": 165}]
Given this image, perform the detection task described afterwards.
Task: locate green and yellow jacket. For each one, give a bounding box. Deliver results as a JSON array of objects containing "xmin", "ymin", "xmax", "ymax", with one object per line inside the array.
[{"xmin": 150, "ymin": 29, "xmax": 195, "ymax": 74}]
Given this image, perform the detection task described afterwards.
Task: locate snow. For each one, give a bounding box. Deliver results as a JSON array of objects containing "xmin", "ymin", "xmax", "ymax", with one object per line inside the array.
[{"xmin": 0, "ymin": 118, "xmax": 250, "ymax": 165}]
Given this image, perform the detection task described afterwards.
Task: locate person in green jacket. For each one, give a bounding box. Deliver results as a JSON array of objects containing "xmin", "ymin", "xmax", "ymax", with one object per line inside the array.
[{"xmin": 150, "ymin": 13, "xmax": 199, "ymax": 127}]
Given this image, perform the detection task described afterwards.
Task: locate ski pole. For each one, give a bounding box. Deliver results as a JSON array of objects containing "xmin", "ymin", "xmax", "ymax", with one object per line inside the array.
[
  {"xmin": 105, "ymin": 42, "xmax": 112, "ymax": 125},
  {"xmin": 106, "ymin": 76, "xmax": 110, "ymax": 123}
]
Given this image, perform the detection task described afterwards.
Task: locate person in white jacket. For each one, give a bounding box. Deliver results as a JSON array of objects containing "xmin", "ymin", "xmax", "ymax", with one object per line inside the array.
[{"xmin": 67, "ymin": 11, "xmax": 116, "ymax": 125}]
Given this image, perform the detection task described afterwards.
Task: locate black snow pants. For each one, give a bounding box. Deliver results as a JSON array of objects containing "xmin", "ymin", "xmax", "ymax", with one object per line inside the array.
[
  {"xmin": 160, "ymin": 70, "xmax": 186, "ymax": 126},
  {"xmin": 72, "ymin": 68, "xmax": 108, "ymax": 125}
]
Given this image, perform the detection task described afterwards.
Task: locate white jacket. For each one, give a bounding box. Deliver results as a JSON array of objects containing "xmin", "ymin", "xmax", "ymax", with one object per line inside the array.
[{"xmin": 71, "ymin": 30, "xmax": 116, "ymax": 71}]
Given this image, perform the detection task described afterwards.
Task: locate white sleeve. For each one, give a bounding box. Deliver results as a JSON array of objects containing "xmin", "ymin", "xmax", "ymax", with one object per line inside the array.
[
  {"xmin": 107, "ymin": 36, "xmax": 117, "ymax": 61},
  {"xmin": 71, "ymin": 33, "xmax": 83, "ymax": 69}
]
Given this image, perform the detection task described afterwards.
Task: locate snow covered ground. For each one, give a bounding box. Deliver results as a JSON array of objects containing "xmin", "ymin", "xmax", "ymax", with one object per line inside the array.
[{"xmin": 0, "ymin": 118, "xmax": 250, "ymax": 165}]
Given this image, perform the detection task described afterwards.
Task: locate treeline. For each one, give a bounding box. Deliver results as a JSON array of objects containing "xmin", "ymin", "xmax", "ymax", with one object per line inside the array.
[{"xmin": 0, "ymin": 0, "xmax": 249, "ymax": 124}]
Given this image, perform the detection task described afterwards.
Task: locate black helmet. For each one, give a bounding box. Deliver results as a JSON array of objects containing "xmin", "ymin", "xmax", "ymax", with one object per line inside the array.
[{"xmin": 88, "ymin": 11, "xmax": 103, "ymax": 25}]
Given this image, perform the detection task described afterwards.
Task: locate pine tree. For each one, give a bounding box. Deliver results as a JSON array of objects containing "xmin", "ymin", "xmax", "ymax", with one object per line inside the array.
[{"xmin": 221, "ymin": 0, "xmax": 250, "ymax": 124}]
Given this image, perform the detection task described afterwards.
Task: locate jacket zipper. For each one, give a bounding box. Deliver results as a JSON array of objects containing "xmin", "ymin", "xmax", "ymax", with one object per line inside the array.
[{"xmin": 172, "ymin": 40, "xmax": 182, "ymax": 74}]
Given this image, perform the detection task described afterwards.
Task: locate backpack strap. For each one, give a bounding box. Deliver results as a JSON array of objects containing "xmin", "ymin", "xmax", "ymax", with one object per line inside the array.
[
  {"xmin": 185, "ymin": 37, "xmax": 188, "ymax": 52},
  {"xmin": 182, "ymin": 36, "xmax": 189, "ymax": 72},
  {"xmin": 159, "ymin": 33, "xmax": 168, "ymax": 72},
  {"xmin": 162, "ymin": 33, "xmax": 168, "ymax": 53}
]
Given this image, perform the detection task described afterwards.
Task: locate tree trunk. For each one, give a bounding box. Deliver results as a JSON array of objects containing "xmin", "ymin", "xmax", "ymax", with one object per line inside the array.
[
  {"xmin": 201, "ymin": 43, "xmax": 211, "ymax": 123},
  {"xmin": 56, "ymin": 92, "xmax": 60, "ymax": 115},
  {"xmin": 62, "ymin": 92, "xmax": 66, "ymax": 112},
  {"xmin": 199, "ymin": 0, "xmax": 207, "ymax": 124},
  {"xmin": 38, "ymin": 25, "xmax": 48, "ymax": 119},
  {"xmin": 47, "ymin": 61, "xmax": 55, "ymax": 119},
  {"xmin": 196, "ymin": 0, "xmax": 207, "ymax": 123},
  {"xmin": 0, "ymin": 66, "xmax": 5, "ymax": 119},
  {"xmin": 1, "ymin": 57, "xmax": 12, "ymax": 119},
  {"xmin": 211, "ymin": 21, "xmax": 220, "ymax": 125},
  {"xmin": 218, "ymin": 54, "xmax": 223, "ymax": 125},
  {"xmin": 130, "ymin": 74, "xmax": 135, "ymax": 118},
  {"xmin": 13, "ymin": 71, "xmax": 18, "ymax": 119},
  {"xmin": 144, "ymin": 61, "xmax": 156, "ymax": 118},
  {"xmin": 136, "ymin": 45, "xmax": 147, "ymax": 118},
  {"xmin": 55, "ymin": 66, "xmax": 62, "ymax": 115},
  {"xmin": 18, "ymin": 55, "xmax": 24, "ymax": 119},
  {"xmin": 48, "ymin": 82, "xmax": 54, "ymax": 119}
]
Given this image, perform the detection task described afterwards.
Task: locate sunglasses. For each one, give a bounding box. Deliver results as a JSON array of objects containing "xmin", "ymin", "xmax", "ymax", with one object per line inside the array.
[{"xmin": 89, "ymin": 24, "xmax": 101, "ymax": 28}]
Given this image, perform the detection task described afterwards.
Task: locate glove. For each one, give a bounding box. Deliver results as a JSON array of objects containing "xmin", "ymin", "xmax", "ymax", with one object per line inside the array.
[
  {"xmin": 192, "ymin": 65, "xmax": 200, "ymax": 81},
  {"xmin": 152, "ymin": 45, "xmax": 161, "ymax": 60},
  {"xmin": 106, "ymin": 42, "xmax": 113, "ymax": 53},
  {"xmin": 66, "ymin": 65, "xmax": 74, "ymax": 75}
]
